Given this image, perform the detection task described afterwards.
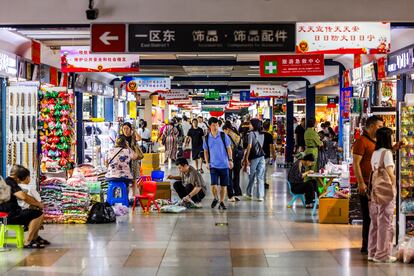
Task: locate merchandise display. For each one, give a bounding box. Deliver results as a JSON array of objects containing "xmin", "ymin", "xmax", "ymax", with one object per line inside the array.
[
  {"xmin": 7, "ymin": 82, "xmax": 39, "ymax": 184},
  {"xmin": 40, "ymin": 177, "xmax": 66, "ymax": 224},
  {"xmin": 38, "ymin": 86, "xmax": 76, "ymax": 172},
  {"xmin": 399, "ymin": 104, "xmax": 414, "ymax": 237}
]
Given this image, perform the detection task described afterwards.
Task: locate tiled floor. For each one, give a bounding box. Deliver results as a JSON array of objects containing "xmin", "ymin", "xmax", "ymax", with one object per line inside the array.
[{"xmin": 1, "ymin": 167, "xmax": 413, "ymax": 275}]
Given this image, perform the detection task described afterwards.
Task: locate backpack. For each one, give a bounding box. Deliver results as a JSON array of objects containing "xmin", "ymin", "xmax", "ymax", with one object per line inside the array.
[
  {"xmin": 248, "ymin": 132, "xmax": 265, "ymax": 161},
  {"xmin": 0, "ymin": 177, "xmax": 11, "ymax": 204},
  {"xmin": 88, "ymin": 202, "xmax": 116, "ymax": 224},
  {"xmin": 204, "ymin": 132, "xmax": 228, "ymax": 162},
  {"xmin": 229, "ymin": 134, "xmax": 244, "ymax": 161},
  {"xmin": 370, "ymin": 150, "xmax": 396, "ymax": 205}
]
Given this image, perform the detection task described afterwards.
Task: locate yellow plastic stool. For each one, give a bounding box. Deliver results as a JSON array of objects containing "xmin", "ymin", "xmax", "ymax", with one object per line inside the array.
[{"xmin": 0, "ymin": 225, "xmax": 24, "ymax": 248}]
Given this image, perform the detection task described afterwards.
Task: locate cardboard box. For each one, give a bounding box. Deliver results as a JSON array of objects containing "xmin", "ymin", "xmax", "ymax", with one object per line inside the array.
[
  {"xmin": 142, "ymin": 153, "xmax": 160, "ymax": 167},
  {"xmin": 155, "ymin": 181, "xmax": 171, "ymax": 200},
  {"xmin": 141, "ymin": 167, "xmax": 161, "ymax": 177},
  {"xmin": 319, "ymin": 198, "xmax": 349, "ymax": 224}
]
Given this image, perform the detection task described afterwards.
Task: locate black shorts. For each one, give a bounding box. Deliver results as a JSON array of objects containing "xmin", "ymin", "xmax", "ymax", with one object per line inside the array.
[
  {"xmin": 8, "ymin": 209, "xmax": 43, "ymax": 226},
  {"xmin": 192, "ymin": 149, "xmax": 203, "ymax": 160}
]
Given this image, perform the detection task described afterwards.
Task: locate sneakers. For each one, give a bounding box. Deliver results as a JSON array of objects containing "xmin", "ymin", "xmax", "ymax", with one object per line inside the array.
[
  {"xmin": 257, "ymin": 197, "xmax": 264, "ymax": 202},
  {"xmin": 373, "ymin": 256, "xmax": 397, "ymax": 263},
  {"xmin": 228, "ymin": 197, "xmax": 236, "ymax": 202},
  {"xmin": 367, "ymin": 257, "xmax": 374, "ymax": 262},
  {"xmin": 244, "ymin": 195, "xmax": 253, "ymax": 201},
  {"xmin": 211, "ymin": 198, "xmax": 219, "ymax": 208},
  {"xmin": 218, "ymin": 202, "xmax": 227, "ymax": 210}
]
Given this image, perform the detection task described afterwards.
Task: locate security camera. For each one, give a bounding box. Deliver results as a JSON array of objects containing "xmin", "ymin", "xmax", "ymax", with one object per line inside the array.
[{"xmin": 86, "ymin": 0, "xmax": 99, "ymax": 20}]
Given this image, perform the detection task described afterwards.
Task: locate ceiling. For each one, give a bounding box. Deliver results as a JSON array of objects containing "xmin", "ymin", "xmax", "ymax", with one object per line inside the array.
[{"xmin": 12, "ymin": 26, "xmax": 341, "ymax": 94}]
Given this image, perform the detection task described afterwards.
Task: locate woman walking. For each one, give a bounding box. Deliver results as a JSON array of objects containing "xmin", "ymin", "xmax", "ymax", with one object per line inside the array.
[
  {"xmin": 368, "ymin": 127, "xmax": 397, "ymax": 263},
  {"xmin": 304, "ymin": 118, "xmax": 323, "ymax": 172},
  {"xmin": 162, "ymin": 119, "xmax": 179, "ymax": 163}
]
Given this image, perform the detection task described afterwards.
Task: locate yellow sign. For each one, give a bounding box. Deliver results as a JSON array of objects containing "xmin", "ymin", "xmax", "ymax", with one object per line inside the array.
[{"xmin": 129, "ymin": 101, "xmax": 137, "ymax": 119}]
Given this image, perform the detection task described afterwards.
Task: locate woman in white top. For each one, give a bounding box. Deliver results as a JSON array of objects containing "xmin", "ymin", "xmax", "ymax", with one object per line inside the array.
[
  {"xmin": 368, "ymin": 127, "xmax": 397, "ymax": 263},
  {"xmin": 137, "ymin": 120, "xmax": 151, "ymax": 153}
]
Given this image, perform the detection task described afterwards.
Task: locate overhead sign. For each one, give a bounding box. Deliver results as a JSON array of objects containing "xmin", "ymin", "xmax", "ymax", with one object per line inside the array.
[
  {"xmin": 125, "ymin": 77, "xmax": 171, "ymax": 93},
  {"xmin": 362, "ymin": 62, "xmax": 376, "ymax": 82},
  {"xmin": 387, "ymin": 46, "xmax": 414, "ymax": 75},
  {"xmin": 204, "ymin": 90, "xmax": 220, "ymax": 100},
  {"xmin": 61, "ymin": 47, "xmax": 139, "ymax": 73},
  {"xmin": 377, "ymin": 57, "xmax": 386, "ymax": 79},
  {"xmin": 260, "ymin": 54, "xmax": 324, "ymax": 77},
  {"xmin": 91, "ymin": 24, "xmax": 126, "ymax": 53},
  {"xmin": 351, "ymin": 67, "xmax": 362, "ymax": 87},
  {"xmin": 158, "ymin": 89, "xmax": 191, "ymax": 100},
  {"xmin": 168, "ymin": 98, "xmax": 192, "ymax": 105},
  {"xmin": 296, "ymin": 22, "xmax": 390, "ymax": 54},
  {"xmin": 129, "ymin": 23, "xmax": 295, "ymax": 52},
  {"xmin": 250, "ymin": 84, "xmax": 287, "ymax": 98}
]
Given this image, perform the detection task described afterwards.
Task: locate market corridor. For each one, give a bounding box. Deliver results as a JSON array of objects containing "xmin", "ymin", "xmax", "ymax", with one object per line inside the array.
[{"xmin": 0, "ymin": 169, "xmax": 409, "ymax": 276}]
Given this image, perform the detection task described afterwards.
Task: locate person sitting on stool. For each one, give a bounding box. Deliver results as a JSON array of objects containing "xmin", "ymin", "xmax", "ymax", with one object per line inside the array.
[
  {"xmin": 287, "ymin": 154, "xmax": 319, "ymax": 208},
  {"xmin": 168, "ymin": 158, "xmax": 207, "ymax": 204}
]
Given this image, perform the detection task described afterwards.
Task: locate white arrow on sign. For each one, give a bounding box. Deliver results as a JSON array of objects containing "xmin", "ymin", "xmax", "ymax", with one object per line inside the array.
[{"xmin": 99, "ymin": 32, "xmax": 119, "ymax": 45}]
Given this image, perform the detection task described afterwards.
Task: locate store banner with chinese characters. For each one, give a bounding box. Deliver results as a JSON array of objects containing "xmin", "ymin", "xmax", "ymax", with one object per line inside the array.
[
  {"xmin": 387, "ymin": 46, "xmax": 414, "ymax": 75},
  {"xmin": 167, "ymin": 98, "xmax": 192, "ymax": 105},
  {"xmin": 128, "ymin": 23, "xmax": 295, "ymax": 52},
  {"xmin": 61, "ymin": 46, "xmax": 139, "ymax": 73},
  {"xmin": 250, "ymin": 84, "xmax": 287, "ymax": 98},
  {"xmin": 351, "ymin": 67, "xmax": 363, "ymax": 87},
  {"xmin": 362, "ymin": 62, "xmax": 376, "ymax": 82},
  {"xmin": 343, "ymin": 69, "xmax": 351, "ymax": 88},
  {"xmin": 296, "ymin": 22, "xmax": 390, "ymax": 54},
  {"xmin": 260, "ymin": 54, "xmax": 324, "ymax": 77},
  {"xmin": 377, "ymin": 57, "xmax": 386, "ymax": 79},
  {"xmin": 158, "ymin": 89, "xmax": 191, "ymax": 100},
  {"xmin": 125, "ymin": 77, "xmax": 171, "ymax": 93}
]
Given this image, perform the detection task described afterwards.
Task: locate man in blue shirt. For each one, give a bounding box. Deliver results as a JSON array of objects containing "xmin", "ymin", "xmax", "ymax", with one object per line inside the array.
[{"xmin": 203, "ymin": 117, "xmax": 233, "ymax": 210}]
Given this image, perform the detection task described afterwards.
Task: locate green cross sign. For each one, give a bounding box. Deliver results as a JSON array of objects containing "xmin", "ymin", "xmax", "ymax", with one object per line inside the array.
[{"xmin": 264, "ymin": 61, "xmax": 278, "ymax": 74}]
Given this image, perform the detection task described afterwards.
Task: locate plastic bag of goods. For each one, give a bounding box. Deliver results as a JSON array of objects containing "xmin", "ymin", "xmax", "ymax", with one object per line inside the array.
[{"xmin": 403, "ymin": 237, "xmax": 414, "ymax": 264}]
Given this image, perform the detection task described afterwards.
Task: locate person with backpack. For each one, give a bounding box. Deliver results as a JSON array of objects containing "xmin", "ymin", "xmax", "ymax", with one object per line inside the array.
[
  {"xmin": 242, "ymin": 118, "xmax": 266, "ymax": 201},
  {"xmin": 368, "ymin": 127, "xmax": 397, "ymax": 263},
  {"xmin": 262, "ymin": 121, "xmax": 276, "ymax": 190},
  {"xmin": 203, "ymin": 117, "xmax": 233, "ymax": 210},
  {"xmin": 222, "ymin": 121, "xmax": 243, "ymax": 202}
]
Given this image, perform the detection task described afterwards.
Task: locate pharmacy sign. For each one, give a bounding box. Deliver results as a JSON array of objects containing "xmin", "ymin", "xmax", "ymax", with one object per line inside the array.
[{"xmin": 260, "ymin": 54, "xmax": 324, "ymax": 77}]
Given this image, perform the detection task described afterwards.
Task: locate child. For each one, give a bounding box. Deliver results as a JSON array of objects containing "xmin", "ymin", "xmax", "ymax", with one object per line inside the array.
[{"xmin": 18, "ymin": 182, "xmax": 41, "ymax": 210}]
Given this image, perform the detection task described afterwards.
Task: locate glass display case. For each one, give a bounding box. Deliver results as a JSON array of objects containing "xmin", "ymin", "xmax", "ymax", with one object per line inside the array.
[{"xmin": 399, "ymin": 103, "xmax": 414, "ymax": 238}]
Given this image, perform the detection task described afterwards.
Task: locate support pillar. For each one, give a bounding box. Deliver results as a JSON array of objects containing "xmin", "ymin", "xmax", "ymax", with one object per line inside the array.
[
  {"xmin": 144, "ymin": 98, "xmax": 153, "ymax": 130},
  {"xmin": 306, "ymin": 85, "xmax": 316, "ymax": 125},
  {"xmin": 104, "ymin": 97, "xmax": 114, "ymax": 122},
  {"xmin": 285, "ymin": 99, "xmax": 294, "ymax": 164},
  {"xmin": 75, "ymin": 91, "xmax": 84, "ymax": 165}
]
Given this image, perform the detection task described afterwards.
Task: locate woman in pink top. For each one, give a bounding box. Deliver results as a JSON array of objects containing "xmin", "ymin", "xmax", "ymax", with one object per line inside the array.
[{"xmin": 105, "ymin": 135, "xmax": 138, "ymax": 184}]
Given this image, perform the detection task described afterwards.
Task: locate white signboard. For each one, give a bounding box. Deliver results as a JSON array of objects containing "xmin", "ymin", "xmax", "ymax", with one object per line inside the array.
[
  {"xmin": 362, "ymin": 62, "xmax": 376, "ymax": 83},
  {"xmin": 352, "ymin": 67, "xmax": 363, "ymax": 87},
  {"xmin": 250, "ymin": 84, "xmax": 287, "ymax": 98},
  {"xmin": 0, "ymin": 51, "xmax": 17, "ymax": 77},
  {"xmin": 296, "ymin": 22, "xmax": 390, "ymax": 54},
  {"xmin": 159, "ymin": 89, "xmax": 191, "ymax": 100},
  {"xmin": 167, "ymin": 98, "xmax": 192, "ymax": 105}
]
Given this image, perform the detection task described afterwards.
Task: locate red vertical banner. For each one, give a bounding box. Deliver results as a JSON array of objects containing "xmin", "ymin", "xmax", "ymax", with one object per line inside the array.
[
  {"xmin": 343, "ymin": 69, "xmax": 351, "ymax": 88},
  {"xmin": 354, "ymin": 54, "xmax": 362, "ymax": 68},
  {"xmin": 60, "ymin": 73, "xmax": 68, "ymax": 87},
  {"xmin": 50, "ymin": 67, "xmax": 58, "ymax": 86},
  {"xmin": 31, "ymin": 40, "xmax": 41, "ymax": 64},
  {"xmin": 377, "ymin": 57, "xmax": 386, "ymax": 79}
]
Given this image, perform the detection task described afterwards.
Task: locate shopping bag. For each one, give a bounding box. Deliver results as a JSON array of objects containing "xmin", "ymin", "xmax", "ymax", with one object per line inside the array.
[
  {"xmin": 88, "ymin": 202, "xmax": 116, "ymax": 224},
  {"xmin": 183, "ymin": 149, "xmax": 191, "ymax": 159}
]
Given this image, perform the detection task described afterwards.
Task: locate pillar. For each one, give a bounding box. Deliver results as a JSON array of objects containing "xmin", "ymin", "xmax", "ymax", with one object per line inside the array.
[
  {"xmin": 104, "ymin": 97, "xmax": 114, "ymax": 122},
  {"xmin": 144, "ymin": 98, "xmax": 153, "ymax": 130},
  {"xmin": 75, "ymin": 91, "xmax": 84, "ymax": 164},
  {"xmin": 306, "ymin": 85, "xmax": 316, "ymax": 125},
  {"xmin": 285, "ymin": 99, "xmax": 294, "ymax": 163},
  {"xmin": 1, "ymin": 78, "xmax": 6, "ymax": 177}
]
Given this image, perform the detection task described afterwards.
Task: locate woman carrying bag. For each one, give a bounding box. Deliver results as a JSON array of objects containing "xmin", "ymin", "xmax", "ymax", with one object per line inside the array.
[{"xmin": 368, "ymin": 127, "xmax": 397, "ymax": 263}]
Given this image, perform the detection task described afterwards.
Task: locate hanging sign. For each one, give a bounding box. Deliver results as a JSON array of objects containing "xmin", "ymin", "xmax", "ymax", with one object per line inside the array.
[
  {"xmin": 31, "ymin": 40, "xmax": 41, "ymax": 64},
  {"xmin": 327, "ymin": 96, "xmax": 338, "ymax": 108},
  {"xmin": 351, "ymin": 67, "xmax": 362, "ymax": 86},
  {"xmin": 354, "ymin": 54, "xmax": 362, "ymax": 68},
  {"xmin": 260, "ymin": 54, "xmax": 324, "ymax": 77},
  {"xmin": 296, "ymin": 22, "xmax": 390, "ymax": 54},
  {"xmin": 128, "ymin": 23, "xmax": 295, "ymax": 53},
  {"xmin": 159, "ymin": 89, "xmax": 191, "ymax": 100},
  {"xmin": 340, "ymin": 88, "xmax": 352, "ymax": 119},
  {"xmin": 125, "ymin": 76, "xmax": 170, "ymax": 93},
  {"xmin": 250, "ymin": 84, "xmax": 287, "ymax": 98},
  {"xmin": 377, "ymin": 57, "xmax": 386, "ymax": 79},
  {"xmin": 362, "ymin": 62, "xmax": 376, "ymax": 82},
  {"xmin": 204, "ymin": 90, "xmax": 220, "ymax": 100},
  {"xmin": 387, "ymin": 46, "xmax": 414, "ymax": 75},
  {"xmin": 61, "ymin": 46, "xmax": 139, "ymax": 73},
  {"xmin": 167, "ymin": 98, "xmax": 192, "ymax": 105},
  {"xmin": 343, "ymin": 69, "xmax": 351, "ymax": 88},
  {"xmin": 0, "ymin": 51, "xmax": 17, "ymax": 77}
]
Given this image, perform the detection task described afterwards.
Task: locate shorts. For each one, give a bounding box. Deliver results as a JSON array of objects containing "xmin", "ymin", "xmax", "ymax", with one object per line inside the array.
[
  {"xmin": 8, "ymin": 209, "xmax": 43, "ymax": 226},
  {"xmin": 192, "ymin": 149, "xmax": 203, "ymax": 160},
  {"xmin": 210, "ymin": 168, "xmax": 230, "ymax": 187}
]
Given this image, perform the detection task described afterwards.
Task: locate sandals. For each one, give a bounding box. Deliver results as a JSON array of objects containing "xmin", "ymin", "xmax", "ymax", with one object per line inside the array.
[
  {"xmin": 24, "ymin": 240, "xmax": 45, "ymax": 249},
  {"xmin": 36, "ymin": 236, "xmax": 51, "ymax": 245}
]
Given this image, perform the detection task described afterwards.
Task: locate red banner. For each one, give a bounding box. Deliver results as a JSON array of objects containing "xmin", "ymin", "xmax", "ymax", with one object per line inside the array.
[
  {"xmin": 260, "ymin": 54, "xmax": 324, "ymax": 77},
  {"xmin": 50, "ymin": 67, "xmax": 58, "ymax": 86},
  {"xmin": 343, "ymin": 69, "xmax": 351, "ymax": 88},
  {"xmin": 354, "ymin": 54, "xmax": 362, "ymax": 68},
  {"xmin": 31, "ymin": 40, "xmax": 41, "ymax": 65},
  {"xmin": 377, "ymin": 57, "xmax": 386, "ymax": 79}
]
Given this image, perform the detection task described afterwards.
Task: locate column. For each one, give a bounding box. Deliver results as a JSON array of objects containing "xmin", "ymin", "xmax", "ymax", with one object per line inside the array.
[
  {"xmin": 144, "ymin": 98, "xmax": 153, "ymax": 130},
  {"xmin": 75, "ymin": 91, "xmax": 84, "ymax": 164},
  {"xmin": 306, "ymin": 85, "xmax": 316, "ymax": 125},
  {"xmin": 104, "ymin": 97, "xmax": 114, "ymax": 122},
  {"xmin": 1, "ymin": 78, "xmax": 6, "ymax": 177},
  {"xmin": 285, "ymin": 99, "xmax": 294, "ymax": 164}
]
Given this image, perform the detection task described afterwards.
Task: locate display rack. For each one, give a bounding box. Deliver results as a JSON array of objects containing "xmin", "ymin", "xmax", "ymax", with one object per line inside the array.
[
  {"xmin": 7, "ymin": 82, "xmax": 39, "ymax": 184},
  {"xmin": 399, "ymin": 103, "xmax": 414, "ymax": 238}
]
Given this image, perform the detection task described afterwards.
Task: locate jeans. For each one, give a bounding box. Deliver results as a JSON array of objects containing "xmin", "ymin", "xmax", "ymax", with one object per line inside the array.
[
  {"xmin": 228, "ymin": 159, "xmax": 242, "ymax": 198},
  {"xmin": 173, "ymin": 181, "xmax": 205, "ymax": 203},
  {"xmin": 360, "ymin": 194, "xmax": 371, "ymax": 251},
  {"xmin": 368, "ymin": 201, "xmax": 394, "ymax": 260},
  {"xmin": 246, "ymin": 156, "xmax": 265, "ymax": 198}
]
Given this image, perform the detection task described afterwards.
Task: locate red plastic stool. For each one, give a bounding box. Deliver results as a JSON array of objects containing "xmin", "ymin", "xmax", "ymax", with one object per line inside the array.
[{"xmin": 134, "ymin": 180, "xmax": 160, "ymax": 213}]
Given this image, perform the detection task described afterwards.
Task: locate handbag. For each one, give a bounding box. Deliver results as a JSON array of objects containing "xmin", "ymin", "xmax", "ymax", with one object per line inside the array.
[
  {"xmin": 370, "ymin": 150, "xmax": 396, "ymax": 205},
  {"xmin": 135, "ymin": 144, "xmax": 144, "ymax": 160}
]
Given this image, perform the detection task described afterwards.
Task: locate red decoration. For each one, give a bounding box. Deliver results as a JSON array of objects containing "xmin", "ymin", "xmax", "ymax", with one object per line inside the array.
[
  {"xmin": 377, "ymin": 57, "xmax": 386, "ymax": 79},
  {"xmin": 210, "ymin": 111, "xmax": 224, "ymax": 117}
]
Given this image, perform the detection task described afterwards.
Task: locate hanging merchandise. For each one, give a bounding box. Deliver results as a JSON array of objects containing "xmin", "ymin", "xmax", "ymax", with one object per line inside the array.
[
  {"xmin": 7, "ymin": 82, "xmax": 39, "ymax": 184},
  {"xmin": 38, "ymin": 86, "xmax": 76, "ymax": 172}
]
